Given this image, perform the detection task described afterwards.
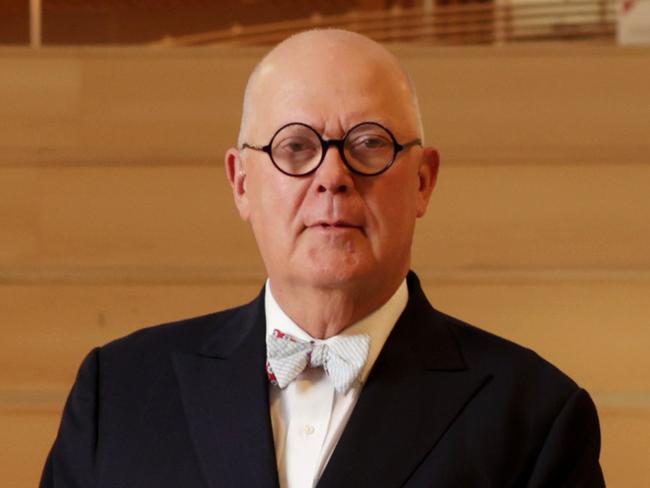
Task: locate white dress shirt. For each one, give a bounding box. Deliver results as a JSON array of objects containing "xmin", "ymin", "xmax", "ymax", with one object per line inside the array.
[{"xmin": 265, "ymin": 279, "xmax": 408, "ymax": 488}]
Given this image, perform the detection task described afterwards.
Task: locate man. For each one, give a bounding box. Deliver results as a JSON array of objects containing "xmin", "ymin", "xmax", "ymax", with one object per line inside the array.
[{"xmin": 42, "ymin": 29, "xmax": 604, "ymax": 487}]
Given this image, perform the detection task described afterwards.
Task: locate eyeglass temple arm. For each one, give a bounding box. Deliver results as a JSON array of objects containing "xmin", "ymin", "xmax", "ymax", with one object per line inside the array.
[
  {"xmin": 241, "ymin": 143, "xmax": 273, "ymax": 157},
  {"xmin": 399, "ymin": 138, "xmax": 423, "ymax": 151},
  {"xmin": 240, "ymin": 143, "xmax": 266, "ymax": 151}
]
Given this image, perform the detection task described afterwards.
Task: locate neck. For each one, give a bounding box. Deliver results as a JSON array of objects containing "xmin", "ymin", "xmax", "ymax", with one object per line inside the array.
[{"xmin": 269, "ymin": 272, "xmax": 406, "ymax": 339}]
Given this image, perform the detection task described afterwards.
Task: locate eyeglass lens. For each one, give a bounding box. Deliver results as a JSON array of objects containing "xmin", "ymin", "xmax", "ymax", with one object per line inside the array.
[{"xmin": 270, "ymin": 123, "xmax": 396, "ymax": 176}]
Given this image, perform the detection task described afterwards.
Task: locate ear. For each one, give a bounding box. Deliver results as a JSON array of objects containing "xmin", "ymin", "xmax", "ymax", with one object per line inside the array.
[
  {"xmin": 225, "ymin": 147, "xmax": 250, "ymax": 221},
  {"xmin": 415, "ymin": 147, "xmax": 440, "ymax": 218}
]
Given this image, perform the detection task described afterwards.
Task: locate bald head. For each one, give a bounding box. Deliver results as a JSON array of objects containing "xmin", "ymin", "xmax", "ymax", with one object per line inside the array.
[{"xmin": 237, "ymin": 29, "xmax": 423, "ymax": 147}]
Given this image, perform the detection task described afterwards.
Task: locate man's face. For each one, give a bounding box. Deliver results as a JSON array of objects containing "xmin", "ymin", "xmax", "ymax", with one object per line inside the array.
[{"xmin": 227, "ymin": 39, "xmax": 437, "ymax": 294}]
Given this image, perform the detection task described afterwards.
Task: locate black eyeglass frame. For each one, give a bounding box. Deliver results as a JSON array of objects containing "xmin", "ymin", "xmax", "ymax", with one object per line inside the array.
[{"xmin": 240, "ymin": 121, "xmax": 422, "ymax": 177}]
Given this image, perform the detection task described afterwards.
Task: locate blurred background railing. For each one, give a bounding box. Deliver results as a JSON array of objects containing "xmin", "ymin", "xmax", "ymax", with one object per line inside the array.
[
  {"xmin": 0, "ymin": 0, "xmax": 624, "ymax": 46},
  {"xmin": 157, "ymin": 0, "xmax": 618, "ymax": 46}
]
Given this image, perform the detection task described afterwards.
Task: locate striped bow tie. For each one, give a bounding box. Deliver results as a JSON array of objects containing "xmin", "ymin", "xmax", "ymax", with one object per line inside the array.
[{"xmin": 266, "ymin": 329, "xmax": 370, "ymax": 395}]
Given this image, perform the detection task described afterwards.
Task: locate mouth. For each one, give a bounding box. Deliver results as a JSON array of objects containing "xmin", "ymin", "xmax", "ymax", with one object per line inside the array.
[{"xmin": 306, "ymin": 220, "xmax": 364, "ymax": 234}]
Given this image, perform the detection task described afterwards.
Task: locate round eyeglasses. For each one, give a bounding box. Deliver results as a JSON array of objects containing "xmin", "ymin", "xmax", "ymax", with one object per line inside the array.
[{"xmin": 240, "ymin": 121, "xmax": 421, "ymax": 177}]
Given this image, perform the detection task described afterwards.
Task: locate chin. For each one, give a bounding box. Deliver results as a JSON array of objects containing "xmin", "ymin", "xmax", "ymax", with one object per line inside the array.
[{"xmin": 299, "ymin": 254, "xmax": 375, "ymax": 289}]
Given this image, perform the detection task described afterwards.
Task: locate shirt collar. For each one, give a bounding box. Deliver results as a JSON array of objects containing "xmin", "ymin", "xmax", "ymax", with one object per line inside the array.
[{"xmin": 264, "ymin": 278, "xmax": 408, "ymax": 385}]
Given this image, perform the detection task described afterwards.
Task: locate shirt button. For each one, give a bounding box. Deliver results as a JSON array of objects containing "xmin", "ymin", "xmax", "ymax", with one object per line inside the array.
[{"xmin": 303, "ymin": 424, "xmax": 315, "ymax": 436}]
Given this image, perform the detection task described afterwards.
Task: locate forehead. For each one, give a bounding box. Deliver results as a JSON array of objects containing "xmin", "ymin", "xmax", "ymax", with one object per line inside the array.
[{"xmin": 247, "ymin": 42, "xmax": 417, "ymax": 139}]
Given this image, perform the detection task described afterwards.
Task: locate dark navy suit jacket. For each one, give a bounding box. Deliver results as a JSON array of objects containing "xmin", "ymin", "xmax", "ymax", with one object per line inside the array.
[{"xmin": 41, "ymin": 272, "xmax": 605, "ymax": 487}]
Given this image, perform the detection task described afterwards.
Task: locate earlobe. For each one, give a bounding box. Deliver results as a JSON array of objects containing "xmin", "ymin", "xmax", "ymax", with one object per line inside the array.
[
  {"xmin": 225, "ymin": 148, "xmax": 250, "ymax": 221},
  {"xmin": 416, "ymin": 147, "xmax": 440, "ymax": 218}
]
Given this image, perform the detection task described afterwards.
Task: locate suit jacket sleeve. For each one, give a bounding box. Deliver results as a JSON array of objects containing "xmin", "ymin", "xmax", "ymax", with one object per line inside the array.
[
  {"xmin": 527, "ymin": 387, "xmax": 605, "ymax": 487},
  {"xmin": 40, "ymin": 348, "xmax": 101, "ymax": 488}
]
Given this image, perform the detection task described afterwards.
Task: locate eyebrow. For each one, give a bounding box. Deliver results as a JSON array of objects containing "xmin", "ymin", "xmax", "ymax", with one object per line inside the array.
[{"xmin": 278, "ymin": 118, "xmax": 396, "ymax": 137}]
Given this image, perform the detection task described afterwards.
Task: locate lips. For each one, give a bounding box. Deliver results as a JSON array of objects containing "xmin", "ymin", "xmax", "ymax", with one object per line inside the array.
[
  {"xmin": 305, "ymin": 220, "xmax": 365, "ymax": 235},
  {"xmin": 313, "ymin": 220, "xmax": 358, "ymax": 228}
]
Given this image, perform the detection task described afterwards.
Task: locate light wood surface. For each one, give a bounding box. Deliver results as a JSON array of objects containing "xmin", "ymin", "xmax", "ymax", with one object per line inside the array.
[{"xmin": 1, "ymin": 44, "xmax": 649, "ymax": 487}]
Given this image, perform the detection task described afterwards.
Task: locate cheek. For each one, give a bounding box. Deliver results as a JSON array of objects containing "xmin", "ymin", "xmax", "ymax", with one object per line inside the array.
[
  {"xmin": 247, "ymin": 172, "xmax": 308, "ymax": 240},
  {"xmin": 247, "ymin": 169, "xmax": 283, "ymax": 216},
  {"xmin": 382, "ymin": 205, "xmax": 417, "ymax": 243},
  {"xmin": 365, "ymin": 181, "xmax": 419, "ymax": 250}
]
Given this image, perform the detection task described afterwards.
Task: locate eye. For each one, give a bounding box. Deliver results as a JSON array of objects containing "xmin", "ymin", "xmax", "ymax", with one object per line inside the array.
[
  {"xmin": 361, "ymin": 136, "xmax": 389, "ymax": 149},
  {"xmin": 276, "ymin": 136, "xmax": 317, "ymax": 154},
  {"xmin": 349, "ymin": 134, "xmax": 391, "ymax": 151},
  {"xmin": 287, "ymin": 142, "xmax": 303, "ymax": 151},
  {"xmin": 272, "ymin": 134, "xmax": 320, "ymax": 168}
]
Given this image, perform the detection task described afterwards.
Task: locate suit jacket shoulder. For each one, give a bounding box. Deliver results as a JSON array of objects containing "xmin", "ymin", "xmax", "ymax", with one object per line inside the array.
[
  {"xmin": 102, "ymin": 294, "xmax": 259, "ymax": 358},
  {"xmin": 41, "ymin": 289, "xmax": 277, "ymax": 488},
  {"xmin": 319, "ymin": 272, "xmax": 604, "ymax": 487},
  {"xmin": 440, "ymin": 309, "xmax": 579, "ymax": 398}
]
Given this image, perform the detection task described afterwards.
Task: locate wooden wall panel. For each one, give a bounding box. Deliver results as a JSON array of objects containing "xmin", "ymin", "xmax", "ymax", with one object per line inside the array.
[
  {"xmin": 0, "ymin": 166, "xmax": 260, "ymax": 270},
  {"xmin": 0, "ymin": 283, "xmax": 262, "ymax": 388},
  {"xmin": 0, "ymin": 412, "xmax": 60, "ymax": 488},
  {"xmin": 417, "ymin": 163, "xmax": 650, "ymax": 270},
  {"xmin": 0, "ymin": 163, "xmax": 648, "ymax": 273},
  {"xmin": 0, "ymin": 59, "xmax": 81, "ymax": 154},
  {"xmin": 407, "ymin": 48, "xmax": 650, "ymax": 165},
  {"xmin": 1, "ymin": 46, "xmax": 649, "ymax": 167},
  {"xmin": 599, "ymin": 406, "xmax": 650, "ymax": 487},
  {"xmin": 423, "ymin": 281, "xmax": 650, "ymax": 393},
  {"xmin": 1, "ymin": 279, "xmax": 649, "ymax": 486},
  {"xmin": 1, "ymin": 281, "xmax": 649, "ymax": 392}
]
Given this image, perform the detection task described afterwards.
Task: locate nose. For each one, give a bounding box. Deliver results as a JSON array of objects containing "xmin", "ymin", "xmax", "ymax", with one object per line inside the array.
[{"xmin": 315, "ymin": 145, "xmax": 353, "ymax": 195}]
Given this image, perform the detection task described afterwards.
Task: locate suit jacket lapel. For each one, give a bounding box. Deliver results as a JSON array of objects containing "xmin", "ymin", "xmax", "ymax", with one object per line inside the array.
[
  {"xmin": 172, "ymin": 291, "xmax": 279, "ymax": 488},
  {"xmin": 318, "ymin": 272, "xmax": 492, "ymax": 488}
]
